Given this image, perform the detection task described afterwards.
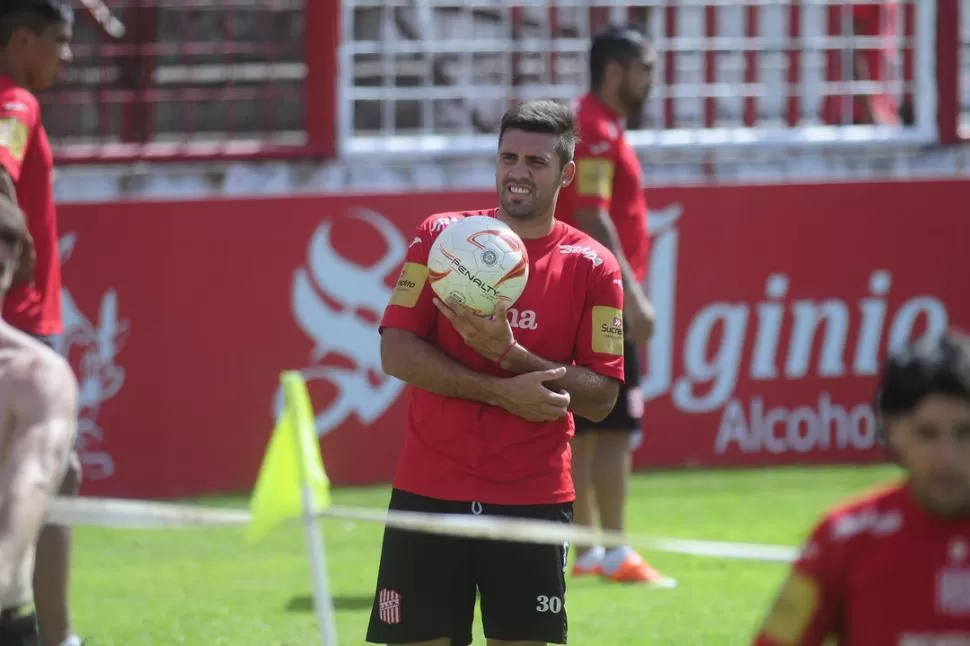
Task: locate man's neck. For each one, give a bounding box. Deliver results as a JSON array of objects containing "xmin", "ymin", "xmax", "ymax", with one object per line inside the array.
[
  {"xmin": 496, "ymin": 208, "xmax": 557, "ymax": 240},
  {"xmin": 0, "ymin": 61, "xmax": 27, "ymax": 89},
  {"xmin": 593, "ymin": 90, "xmax": 630, "ymax": 119},
  {"xmin": 906, "ymin": 482, "xmax": 970, "ymax": 521}
]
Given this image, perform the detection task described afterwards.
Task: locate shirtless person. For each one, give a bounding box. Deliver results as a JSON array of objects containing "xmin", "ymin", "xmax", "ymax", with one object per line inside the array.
[{"xmin": 0, "ymin": 195, "xmax": 77, "ymax": 646}]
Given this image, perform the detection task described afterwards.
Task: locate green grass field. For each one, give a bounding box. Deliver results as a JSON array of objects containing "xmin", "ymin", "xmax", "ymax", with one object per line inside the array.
[{"xmin": 68, "ymin": 465, "xmax": 899, "ymax": 645}]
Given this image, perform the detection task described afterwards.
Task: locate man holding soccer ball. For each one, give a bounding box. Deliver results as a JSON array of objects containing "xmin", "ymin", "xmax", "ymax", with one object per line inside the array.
[{"xmin": 367, "ymin": 100, "xmax": 625, "ymax": 646}]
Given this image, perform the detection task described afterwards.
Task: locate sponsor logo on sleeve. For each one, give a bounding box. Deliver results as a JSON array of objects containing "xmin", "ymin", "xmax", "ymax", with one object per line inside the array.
[
  {"xmin": 592, "ymin": 306, "xmax": 624, "ymax": 355},
  {"xmin": 576, "ymin": 158, "xmax": 614, "ymax": 199},
  {"xmin": 0, "ymin": 118, "xmax": 28, "ymax": 162},
  {"xmin": 760, "ymin": 571, "xmax": 820, "ymax": 644},
  {"xmin": 389, "ymin": 262, "xmax": 428, "ymax": 309}
]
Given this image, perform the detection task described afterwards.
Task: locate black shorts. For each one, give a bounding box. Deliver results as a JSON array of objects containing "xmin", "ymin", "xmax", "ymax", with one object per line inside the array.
[
  {"xmin": 0, "ymin": 605, "xmax": 40, "ymax": 646},
  {"xmin": 366, "ymin": 489, "xmax": 572, "ymax": 645},
  {"xmin": 575, "ymin": 340, "xmax": 643, "ymax": 433}
]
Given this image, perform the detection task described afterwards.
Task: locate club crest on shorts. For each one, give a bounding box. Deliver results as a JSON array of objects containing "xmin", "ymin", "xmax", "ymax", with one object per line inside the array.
[{"xmin": 378, "ymin": 588, "xmax": 401, "ymax": 624}]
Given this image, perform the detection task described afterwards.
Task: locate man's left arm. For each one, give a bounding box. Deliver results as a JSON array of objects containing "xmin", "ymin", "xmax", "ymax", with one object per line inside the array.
[
  {"xmin": 497, "ymin": 344, "xmax": 619, "ymax": 424},
  {"xmin": 0, "ymin": 356, "xmax": 78, "ymax": 597},
  {"xmin": 434, "ymin": 261, "xmax": 623, "ymax": 422},
  {"xmin": 752, "ymin": 518, "xmax": 843, "ymax": 645}
]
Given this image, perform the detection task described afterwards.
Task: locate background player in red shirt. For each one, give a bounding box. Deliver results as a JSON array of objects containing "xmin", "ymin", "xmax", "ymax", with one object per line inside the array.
[
  {"xmin": 754, "ymin": 330, "xmax": 970, "ymax": 645},
  {"xmin": 556, "ymin": 24, "xmax": 665, "ymax": 585},
  {"xmin": 367, "ymin": 100, "xmax": 625, "ymax": 646},
  {"xmin": 0, "ymin": 3, "xmax": 78, "ymax": 646}
]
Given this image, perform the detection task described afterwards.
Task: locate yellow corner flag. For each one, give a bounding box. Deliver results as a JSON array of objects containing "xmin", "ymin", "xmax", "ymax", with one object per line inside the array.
[{"xmin": 246, "ymin": 371, "xmax": 332, "ymax": 544}]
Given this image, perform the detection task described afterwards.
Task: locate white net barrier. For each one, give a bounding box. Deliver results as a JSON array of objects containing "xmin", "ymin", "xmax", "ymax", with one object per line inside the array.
[{"xmin": 46, "ymin": 495, "xmax": 798, "ymax": 563}]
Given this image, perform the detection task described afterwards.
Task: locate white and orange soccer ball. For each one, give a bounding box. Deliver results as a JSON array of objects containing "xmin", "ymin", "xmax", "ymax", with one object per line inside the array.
[{"xmin": 427, "ymin": 215, "xmax": 529, "ymax": 316}]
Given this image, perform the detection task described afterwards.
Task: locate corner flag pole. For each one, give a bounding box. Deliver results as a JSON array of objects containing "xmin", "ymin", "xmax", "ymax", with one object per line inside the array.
[
  {"xmin": 283, "ymin": 372, "xmax": 339, "ymax": 646},
  {"xmin": 301, "ymin": 477, "xmax": 339, "ymax": 646}
]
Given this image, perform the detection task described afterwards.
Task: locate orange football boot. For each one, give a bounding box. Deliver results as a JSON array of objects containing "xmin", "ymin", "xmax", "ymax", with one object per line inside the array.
[
  {"xmin": 602, "ymin": 551, "xmax": 677, "ymax": 587},
  {"xmin": 570, "ymin": 548, "xmax": 605, "ymax": 577},
  {"xmin": 571, "ymin": 560, "xmax": 604, "ymax": 577}
]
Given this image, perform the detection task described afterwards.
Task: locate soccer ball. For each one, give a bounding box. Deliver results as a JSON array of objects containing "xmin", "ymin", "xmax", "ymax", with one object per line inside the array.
[{"xmin": 427, "ymin": 215, "xmax": 529, "ymax": 316}]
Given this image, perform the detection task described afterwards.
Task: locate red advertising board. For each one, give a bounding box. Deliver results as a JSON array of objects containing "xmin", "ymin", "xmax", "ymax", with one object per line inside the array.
[{"xmin": 57, "ymin": 179, "xmax": 968, "ymax": 499}]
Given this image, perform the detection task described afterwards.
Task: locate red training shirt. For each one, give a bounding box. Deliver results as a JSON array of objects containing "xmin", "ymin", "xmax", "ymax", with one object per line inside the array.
[
  {"xmin": 0, "ymin": 76, "xmax": 62, "ymax": 335},
  {"xmin": 380, "ymin": 208, "xmax": 625, "ymax": 505},
  {"xmin": 754, "ymin": 482, "xmax": 970, "ymax": 645},
  {"xmin": 557, "ymin": 93, "xmax": 649, "ymax": 282}
]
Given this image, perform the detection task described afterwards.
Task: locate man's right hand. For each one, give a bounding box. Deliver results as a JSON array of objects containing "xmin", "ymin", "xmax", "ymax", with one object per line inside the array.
[
  {"xmin": 492, "ymin": 367, "xmax": 571, "ymax": 422},
  {"xmin": 624, "ymin": 283, "xmax": 655, "ymax": 345}
]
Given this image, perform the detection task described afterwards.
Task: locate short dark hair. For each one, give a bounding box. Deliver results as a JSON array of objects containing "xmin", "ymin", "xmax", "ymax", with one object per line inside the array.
[
  {"xmin": 498, "ymin": 100, "xmax": 578, "ymax": 168},
  {"xmin": 0, "ymin": 0, "xmax": 73, "ymax": 47},
  {"xmin": 877, "ymin": 330, "xmax": 970, "ymax": 422},
  {"xmin": 589, "ymin": 24, "xmax": 649, "ymax": 91}
]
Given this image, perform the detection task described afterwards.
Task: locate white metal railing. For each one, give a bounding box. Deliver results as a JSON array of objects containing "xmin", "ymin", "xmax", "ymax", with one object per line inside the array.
[{"xmin": 338, "ymin": 0, "xmax": 938, "ymax": 159}]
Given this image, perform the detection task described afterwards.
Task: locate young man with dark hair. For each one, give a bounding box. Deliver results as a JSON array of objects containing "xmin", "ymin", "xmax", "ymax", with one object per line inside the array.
[
  {"xmin": 753, "ymin": 330, "xmax": 970, "ymax": 645},
  {"xmin": 367, "ymin": 99, "xmax": 625, "ymax": 646},
  {"xmin": 0, "ymin": 194, "xmax": 78, "ymax": 646},
  {"xmin": 0, "ymin": 3, "xmax": 78, "ymax": 646},
  {"xmin": 556, "ymin": 24, "xmax": 667, "ymax": 585}
]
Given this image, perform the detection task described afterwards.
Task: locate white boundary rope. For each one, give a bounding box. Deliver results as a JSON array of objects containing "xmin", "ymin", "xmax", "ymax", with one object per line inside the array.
[{"xmin": 46, "ymin": 496, "xmax": 798, "ymax": 563}]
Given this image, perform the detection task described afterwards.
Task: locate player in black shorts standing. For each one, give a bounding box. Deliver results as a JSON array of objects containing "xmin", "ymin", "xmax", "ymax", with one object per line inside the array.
[
  {"xmin": 367, "ymin": 100, "xmax": 627, "ymax": 645},
  {"xmin": 556, "ymin": 25, "xmax": 668, "ymax": 584}
]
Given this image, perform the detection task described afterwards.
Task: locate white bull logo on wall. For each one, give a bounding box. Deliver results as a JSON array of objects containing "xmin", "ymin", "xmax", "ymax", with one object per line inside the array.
[
  {"xmin": 54, "ymin": 232, "xmax": 129, "ymax": 480},
  {"xmin": 274, "ymin": 208, "xmax": 407, "ymax": 436}
]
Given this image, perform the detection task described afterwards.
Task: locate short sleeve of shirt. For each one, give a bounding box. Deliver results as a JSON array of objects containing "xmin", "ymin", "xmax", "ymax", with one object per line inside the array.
[
  {"xmin": 0, "ymin": 87, "xmax": 38, "ymax": 182},
  {"xmin": 379, "ymin": 217, "xmax": 437, "ymax": 339},
  {"xmin": 571, "ymin": 125, "xmax": 617, "ymax": 213},
  {"xmin": 573, "ymin": 254, "xmax": 625, "ymax": 382},
  {"xmin": 753, "ymin": 518, "xmax": 842, "ymax": 646}
]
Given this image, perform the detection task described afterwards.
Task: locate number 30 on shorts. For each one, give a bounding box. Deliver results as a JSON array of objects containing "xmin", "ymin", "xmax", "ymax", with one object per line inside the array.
[{"xmin": 536, "ymin": 595, "xmax": 563, "ymax": 613}]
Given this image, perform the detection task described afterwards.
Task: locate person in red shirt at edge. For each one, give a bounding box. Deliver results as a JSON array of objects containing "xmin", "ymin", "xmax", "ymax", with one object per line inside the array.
[
  {"xmin": 0, "ymin": 3, "xmax": 79, "ymax": 646},
  {"xmin": 754, "ymin": 329, "xmax": 970, "ymax": 645},
  {"xmin": 555, "ymin": 24, "xmax": 666, "ymax": 585},
  {"xmin": 366, "ymin": 100, "xmax": 625, "ymax": 646},
  {"xmin": 823, "ymin": 1, "xmax": 906, "ymax": 126}
]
